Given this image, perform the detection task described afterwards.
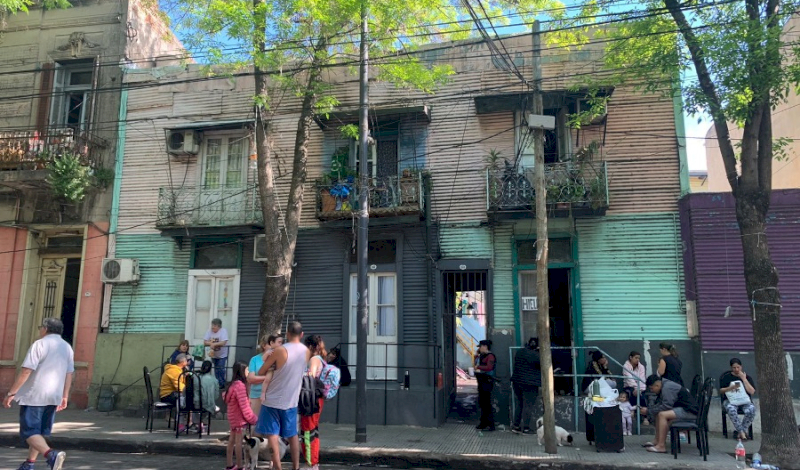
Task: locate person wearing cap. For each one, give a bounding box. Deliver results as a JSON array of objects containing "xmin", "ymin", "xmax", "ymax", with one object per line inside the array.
[
  {"xmin": 581, "ymin": 350, "xmax": 612, "ymax": 393},
  {"xmin": 474, "ymin": 339, "xmax": 497, "ymax": 431}
]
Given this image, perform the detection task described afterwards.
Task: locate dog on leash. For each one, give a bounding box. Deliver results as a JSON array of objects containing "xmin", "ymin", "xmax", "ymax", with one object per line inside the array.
[
  {"xmin": 535, "ymin": 417, "xmax": 574, "ymax": 446},
  {"xmin": 243, "ymin": 435, "xmax": 288, "ymax": 470}
]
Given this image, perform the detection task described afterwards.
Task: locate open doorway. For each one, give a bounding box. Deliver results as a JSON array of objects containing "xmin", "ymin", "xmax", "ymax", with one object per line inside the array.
[
  {"xmin": 549, "ymin": 268, "xmax": 574, "ymax": 396},
  {"xmin": 61, "ymin": 259, "xmax": 81, "ymax": 345},
  {"xmin": 442, "ymin": 270, "xmax": 488, "ymax": 423}
]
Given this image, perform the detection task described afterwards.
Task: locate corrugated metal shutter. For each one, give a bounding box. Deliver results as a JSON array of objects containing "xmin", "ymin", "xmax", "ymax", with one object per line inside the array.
[
  {"xmin": 439, "ymin": 225, "xmax": 493, "ymax": 259},
  {"xmin": 109, "ymin": 234, "xmax": 190, "ymax": 332},
  {"xmin": 492, "ymin": 225, "xmax": 515, "ymax": 328},
  {"xmin": 577, "ymin": 213, "xmax": 688, "ymax": 341},
  {"xmin": 237, "ymin": 237, "xmax": 266, "ymax": 353},
  {"xmin": 287, "ymin": 230, "xmax": 347, "ymax": 344},
  {"xmin": 684, "ymin": 191, "xmax": 800, "ymax": 350},
  {"xmin": 402, "ymin": 229, "xmax": 432, "ymax": 343}
]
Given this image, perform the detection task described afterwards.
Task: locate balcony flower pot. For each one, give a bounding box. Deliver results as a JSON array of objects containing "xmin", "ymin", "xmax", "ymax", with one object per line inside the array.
[{"xmin": 320, "ymin": 189, "xmax": 337, "ymax": 212}]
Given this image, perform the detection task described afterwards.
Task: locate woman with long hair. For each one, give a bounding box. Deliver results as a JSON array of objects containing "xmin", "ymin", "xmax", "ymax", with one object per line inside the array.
[
  {"xmin": 301, "ymin": 335, "xmax": 327, "ymax": 470},
  {"xmin": 224, "ymin": 362, "xmax": 257, "ymax": 470},
  {"xmin": 657, "ymin": 342, "xmax": 683, "ymax": 386}
]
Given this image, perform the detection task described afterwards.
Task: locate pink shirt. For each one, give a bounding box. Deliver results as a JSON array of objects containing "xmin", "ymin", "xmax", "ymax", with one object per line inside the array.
[
  {"xmin": 225, "ymin": 380, "xmax": 257, "ymax": 428},
  {"xmin": 623, "ymin": 360, "xmax": 646, "ymax": 392}
]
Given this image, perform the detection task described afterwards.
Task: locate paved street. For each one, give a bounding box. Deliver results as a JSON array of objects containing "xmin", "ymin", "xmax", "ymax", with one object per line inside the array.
[{"xmin": 0, "ymin": 448, "xmax": 407, "ymax": 470}]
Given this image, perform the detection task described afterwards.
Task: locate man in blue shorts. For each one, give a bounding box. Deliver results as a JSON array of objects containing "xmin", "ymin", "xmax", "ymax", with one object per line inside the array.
[
  {"xmin": 3, "ymin": 318, "xmax": 74, "ymax": 470},
  {"xmin": 257, "ymin": 321, "xmax": 310, "ymax": 470}
]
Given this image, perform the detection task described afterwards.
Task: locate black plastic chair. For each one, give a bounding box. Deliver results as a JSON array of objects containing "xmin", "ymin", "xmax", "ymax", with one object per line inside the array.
[
  {"xmin": 670, "ymin": 378, "xmax": 714, "ymax": 461},
  {"xmin": 689, "ymin": 374, "xmax": 703, "ymax": 400},
  {"xmin": 143, "ymin": 366, "xmax": 175, "ymax": 432},
  {"xmin": 174, "ymin": 370, "xmax": 211, "ymax": 439},
  {"xmin": 720, "ymin": 373, "xmax": 754, "ymax": 440}
]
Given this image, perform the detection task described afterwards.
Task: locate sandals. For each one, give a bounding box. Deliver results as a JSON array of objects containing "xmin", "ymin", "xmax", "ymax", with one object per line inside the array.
[
  {"xmin": 642, "ymin": 442, "xmax": 654, "ymax": 447},
  {"xmin": 646, "ymin": 446, "xmax": 666, "ymax": 453}
]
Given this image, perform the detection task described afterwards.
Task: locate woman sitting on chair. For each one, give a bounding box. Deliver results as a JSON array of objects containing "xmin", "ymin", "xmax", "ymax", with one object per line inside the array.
[{"xmin": 719, "ymin": 358, "xmax": 757, "ymax": 441}]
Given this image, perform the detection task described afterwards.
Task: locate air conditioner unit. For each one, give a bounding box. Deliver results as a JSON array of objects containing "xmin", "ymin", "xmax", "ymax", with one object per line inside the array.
[
  {"xmin": 254, "ymin": 235, "xmax": 296, "ymax": 266},
  {"xmin": 101, "ymin": 258, "xmax": 140, "ymax": 284},
  {"xmin": 254, "ymin": 234, "xmax": 268, "ymax": 262},
  {"xmin": 167, "ymin": 130, "xmax": 201, "ymax": 155}
]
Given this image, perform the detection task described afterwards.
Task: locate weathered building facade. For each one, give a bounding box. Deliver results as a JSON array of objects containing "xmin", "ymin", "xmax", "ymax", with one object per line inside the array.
[
  {"xmin": 680, "ymin": 190, "xmax": 800, "ymax": 396},
  {"xmin": 104, "ymin": 32, "xmax": 690, "ymax": 426},
  {"xmin": 0, "ymin": 0, "xmax": 181, "ymax": 407}
]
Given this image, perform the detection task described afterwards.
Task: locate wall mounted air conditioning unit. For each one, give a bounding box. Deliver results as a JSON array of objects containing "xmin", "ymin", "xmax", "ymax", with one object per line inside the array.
[
  {"xmin": 101, "ymin": 258, "xmax": 140, "ymax": 284},
  {"xmin": 253, "ymin": 235, "xmax": 296, "ymax": 266},
  {"xmin": 254, "ymin": 234, "xmax": 268, "ymax": 262},
  {"xmin": 167, "ymin": 130, "xmax": 201, "ymax": 156}
]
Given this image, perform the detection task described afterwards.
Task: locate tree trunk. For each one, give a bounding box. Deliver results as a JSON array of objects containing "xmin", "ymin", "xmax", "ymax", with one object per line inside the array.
[
  {"xmin": 735, "ymin": 186, "xmax": 800, "ymax": 468},
  {"xmin": 254, "ymin": 54, "xmax": 323, "ymax": 338}
]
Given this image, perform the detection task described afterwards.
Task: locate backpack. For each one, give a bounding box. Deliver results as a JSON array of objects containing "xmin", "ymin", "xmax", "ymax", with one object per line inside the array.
[
  {"xmin": 320, "ymin": 361, "xmax": 341, "ymax": 400},
  {"xmin": 297, "ymin": 375, "xmax": 323, "ymax": 416}
]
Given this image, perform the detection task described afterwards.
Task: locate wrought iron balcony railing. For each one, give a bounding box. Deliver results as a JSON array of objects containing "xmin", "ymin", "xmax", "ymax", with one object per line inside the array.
[
  {"xmin": 156, "ymin": 184, "xmax": 263, "ymax": 228},
  {"xmin": 0, "ymin": 128, "xmax": 105, "ymax": 170},
  {"xmin": 486, "ymin": 161, "xmax": 608, "ymax": 215},
  {"xmin": 315, "ymin": 171, "xmax": 427, "ymax": 221}
]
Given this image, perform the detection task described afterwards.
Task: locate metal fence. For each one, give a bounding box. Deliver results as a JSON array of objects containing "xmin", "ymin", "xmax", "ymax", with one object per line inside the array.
[
  {"xmin": 315, "ymin": 171, "xmax": 427, "ymax": 220},
  {"xmin": 0, "ymin": 128, "xmax": 105, "ymax": 170},
  {"xmin": 156, "ymin": 185, "xmax": 263, "ymax": 227},
  {"xmin": 508, "ymin": 345, "xmax": 647, "ymax": 434},
  {"xmin": 330, "ymin": 341, "xmax": 442, "ymax": 425}
]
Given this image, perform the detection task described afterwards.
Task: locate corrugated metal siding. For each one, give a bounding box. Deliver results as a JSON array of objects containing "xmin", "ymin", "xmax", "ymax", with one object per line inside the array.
[
  {"xmin": 286, "ymin": 230, "xmax": 347, "ymax": 344},
  {"xmin": 577, "ymin": 213, "xmax": 688, "ymax": 341},
  {"xmin": 682, "ymin": 190, "xmax": 800, "ymax": 350},
  {"xmin": 402, "ymin": 229, "xmax": 433, "ymax": 343},
  {"xmin": 108, "ymin": 234, "xmax": 190, "ymax": 332},
  {"xmin": 492, "ymin": 225, "xmax": 515, "ymax": 328},
  {"xmin": 438, "ymin": 225, "xmax": 493, "ymax": 259},
  {"xmin": 236, "ymin": 237, "xmax": 266, "ymax": 356}
]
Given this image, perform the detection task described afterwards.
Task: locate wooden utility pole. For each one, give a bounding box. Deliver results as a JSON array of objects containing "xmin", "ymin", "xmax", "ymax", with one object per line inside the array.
[
  {"xmin": 355, "ymin": 0, "xmax": 370, "ymax": 444},
  {"xmin": 532, "ymin": 20, "xmax": 557, "ymax": 454}
]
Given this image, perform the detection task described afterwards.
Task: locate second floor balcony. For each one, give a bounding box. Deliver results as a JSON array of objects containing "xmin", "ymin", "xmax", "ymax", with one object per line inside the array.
[
  {"xmin": 487, "ymin": 161, "xmax": 608, "ymax": 218},
  {"xmin": 156, "ymin": 184, "xmax": 263, "ymax": 231},
  {"xmin": 315, "ymin": 170, "xmax": 427, "ymax": 222},
  {"xmin": 0, "ymin": 128, "xmax": 104, "ymax": 172}
]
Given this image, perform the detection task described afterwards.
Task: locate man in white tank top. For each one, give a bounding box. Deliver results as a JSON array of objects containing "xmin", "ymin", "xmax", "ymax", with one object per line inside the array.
[{"xmin": 256, "ymin": 321, "xmax": 310, "ymax": 470}]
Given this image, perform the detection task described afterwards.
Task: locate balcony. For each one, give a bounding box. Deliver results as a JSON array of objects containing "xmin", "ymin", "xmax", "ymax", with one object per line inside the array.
[
  {"xmin": 315, "ymin": 170, "xmax": 427, "ymax": 222},
  {"xmin": 0, "ymin": 129, "xmax": 104, "ymax": 171},
  {"xmin": 156, "ymin": 185, "xmax": 263, "ymax": 233},
  {"xmin": 487, "ymin": 161, "xmax": 608, "ymax": 218}
]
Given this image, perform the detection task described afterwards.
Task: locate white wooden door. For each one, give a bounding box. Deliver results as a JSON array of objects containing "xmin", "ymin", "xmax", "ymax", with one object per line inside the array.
[
  {"xmin": 186, "ymin": 269, "xmax": 240, "ymax": 376},
  {"xmin": 349, "ymin": 273, "xmax": 398, "ymax": 380},
  {"xmin": 199, "ymin": 136, "xmax": 248, "ymax": 225}
]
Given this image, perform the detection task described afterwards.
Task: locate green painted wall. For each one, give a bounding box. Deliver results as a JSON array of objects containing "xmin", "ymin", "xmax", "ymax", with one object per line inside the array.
[
  {"xmin": 439, "ymin": 224, "xmax": 493, "ymax": 259},
  {"xmin": 108, "ymin": 234, "xmax": 190, "ymax": 333},
  {"xmin": 492, "ymin": 225, "xmax": 515, "ymax": 329},
  {"xmin": 90, "ymin": 332, "xmax": 182, "ymax": 409},
  {"xmin": 576, "ymin": 213, "xmax": 688, "ymax": 341}
]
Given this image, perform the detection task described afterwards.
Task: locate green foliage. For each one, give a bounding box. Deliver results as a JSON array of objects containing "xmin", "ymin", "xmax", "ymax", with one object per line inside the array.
[
  {"xmin": 483, "ymin": 149, "xmax": 504, "ymax": 172},
  {"xmin": 0, "ymin": 0, "xmax": 70, "ymax": 14},
  {"xmin": 339, "ymin": 124, "xmax": 359, "ymax": 140},
  {"xmin": 46, "ymin": 154, "xmax": 91, "ymax": 203},
  {"xmin": 92, "ymin": 166, "xmax": 115, "ymax": 189}
]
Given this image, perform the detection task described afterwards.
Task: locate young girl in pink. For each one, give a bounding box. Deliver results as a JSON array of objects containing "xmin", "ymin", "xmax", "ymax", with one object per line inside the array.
[{"xmin": 225, "ymin": 362, "xmax": 258, "ymax": 470}]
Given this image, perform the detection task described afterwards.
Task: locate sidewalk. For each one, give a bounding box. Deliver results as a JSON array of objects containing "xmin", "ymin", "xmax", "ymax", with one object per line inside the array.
[{"xmin": 0, "ymin": 409, "xmax": 746, "ymax": 470}]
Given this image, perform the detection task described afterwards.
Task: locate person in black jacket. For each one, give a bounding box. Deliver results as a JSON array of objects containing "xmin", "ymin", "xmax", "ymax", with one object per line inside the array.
[
  {"xmin": 474, "ymin": 339, "xmax": 497, "ymax": 431},
  {"xmin": 510, "ymin": 337, "xmax": 541, "ymax": 434},
  {"xmin": 326, "ymin": 347, "xmax": 351, "ymax": 386}
]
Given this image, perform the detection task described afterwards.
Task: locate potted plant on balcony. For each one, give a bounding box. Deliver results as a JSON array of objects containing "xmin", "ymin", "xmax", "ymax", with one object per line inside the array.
[{"xmin": 588, "ymin": 176, "xmax": 607, "ymax": 211}]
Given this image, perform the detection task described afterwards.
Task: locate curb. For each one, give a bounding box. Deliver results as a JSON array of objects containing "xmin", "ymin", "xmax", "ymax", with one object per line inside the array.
[{"xmin": 0, "ymin": 433, "xmax": 705, "ymax": 470}]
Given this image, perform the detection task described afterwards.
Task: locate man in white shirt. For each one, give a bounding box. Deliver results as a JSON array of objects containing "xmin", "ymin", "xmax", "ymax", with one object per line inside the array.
[
  {"xmin": 203, "ymin": 318, "xmax": 229, "ymax": 389},
  {"xmin": 3, "ymin": 318, "xmax": 74, "ymax": 470}
]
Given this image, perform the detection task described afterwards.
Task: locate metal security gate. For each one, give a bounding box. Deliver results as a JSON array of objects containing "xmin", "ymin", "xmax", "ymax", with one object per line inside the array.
[{"xmin": 441, "ymin": 270, "xmax": 489, "ymax": 417}]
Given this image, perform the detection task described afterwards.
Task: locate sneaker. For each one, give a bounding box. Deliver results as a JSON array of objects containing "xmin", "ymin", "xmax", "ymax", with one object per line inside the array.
[
  {"xmin": 522, "ymin": 427, "xmax": 532, "ymax": 435},
  {"xmin": 511, "ymin": 425, "xmax": 522, "ymax": 434},
  {"xmin": 16, "ymin": 461, "xmax": 35, "ymax": 470},
  {"xmin": 46, "ymin": 451, "xmax": 66, "ymax": 470},
  {"xmin": 483, "ymin": 426, "xmax": 496, "ymax": 432}
]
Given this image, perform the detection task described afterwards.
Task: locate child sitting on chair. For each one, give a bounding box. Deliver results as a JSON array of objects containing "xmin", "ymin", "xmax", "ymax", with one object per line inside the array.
[{"xmin": 618, "ymin": 391, "xmax": 637, "ymax": 436}]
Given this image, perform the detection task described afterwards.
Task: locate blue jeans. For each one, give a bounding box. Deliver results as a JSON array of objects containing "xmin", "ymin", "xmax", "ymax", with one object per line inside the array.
[{"xmin": 212, "ymin": 357, "xmax": 227, "ymax": 388}]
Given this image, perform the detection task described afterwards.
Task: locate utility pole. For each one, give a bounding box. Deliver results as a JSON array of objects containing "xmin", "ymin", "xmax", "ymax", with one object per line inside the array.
[
  {"xmin": 355, "ymin": 0, "xmax": 370, "ymax": 444},
  {"xmin": 532, "ymin": 20, "xmax": 557, "ymax": 454}
]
